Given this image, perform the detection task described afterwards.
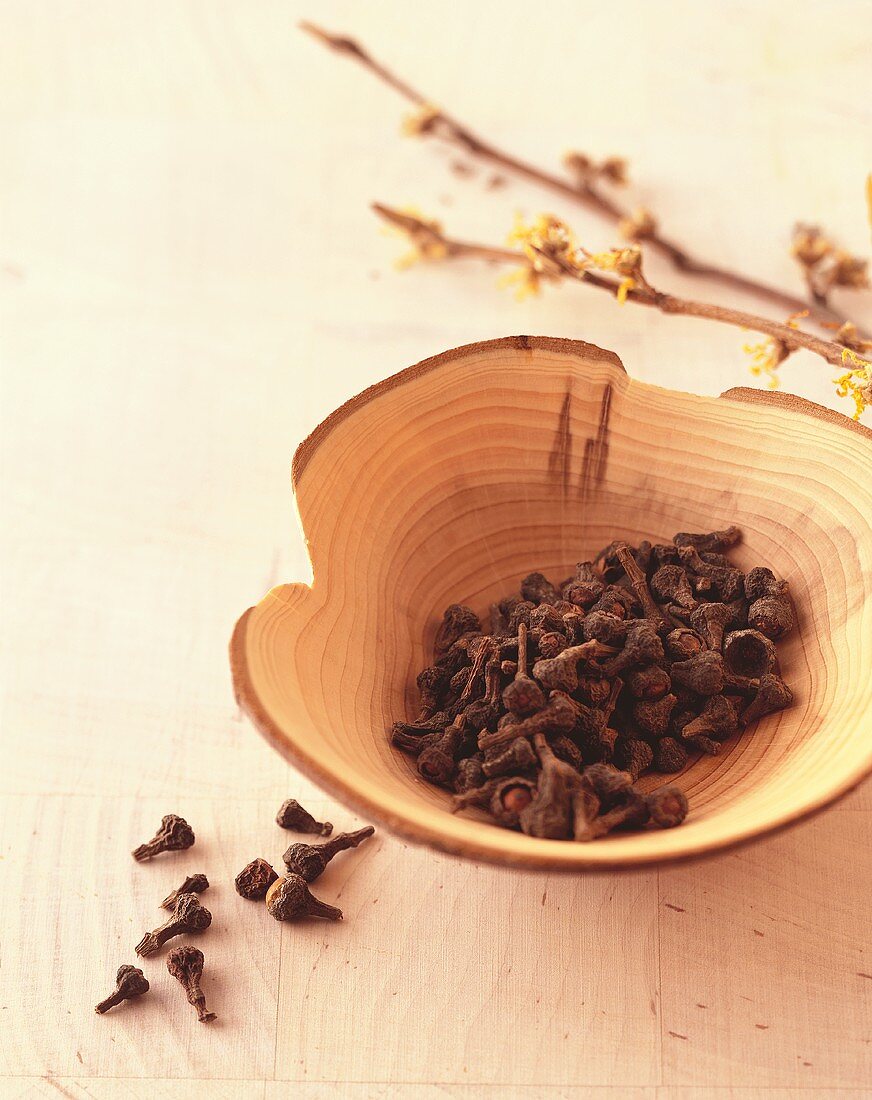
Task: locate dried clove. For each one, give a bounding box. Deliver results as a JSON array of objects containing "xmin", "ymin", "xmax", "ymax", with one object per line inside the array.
[
  {"xmin": 680, "ymin": 695, "xmax": 739, "ymax": 743},
  {"xmin": 479, "ymin": 691, "xmax": 577, "ymax": 752},
  {"xmin": 417, "ymin": 715, "xmax": 466, "ymax": 785},
  {"xmin": 654, "ymin": 737, "xmax": 688, "ymax": 773},
  {"xmin": 265, "ymin": 873, "xmax": 343, "ymax": 921},
  {"xmin": 614, "ymin": 543, "xmax": 669, "ymax": 629},
  {"xmin": 576, "ymin": 787, "xmax": 650, "ymax": 841},
  {"xmin": 434, "ymin": 604, "xmax": 481, "ymax": 656},
  {"xmin": 166, "ymin": 945, "xmax": 216, "ymax": 1023},
  {"xmin": 723, "ymin": 629, "xmax": 777, "ymax": 678},
  {"xmin": 690, "ymin": 602, "xmax": 734, "ymax": 651},
  {"xmin": 283, "ymin": 826, "xmax": 375, "ymax": 882},
  {"xmin": 744, "ymin": 566, "xmax": 782, "ymax": 601},
  {"xmin": 135, "ymin": 893, "xmax": 212, "ymax": 957},
  {"xmin": 162, "ymin": 873, "xmax": 209, "ymax": 911},
  {"xmin": 275, "ymin": 799, "xmax": 333, "ymax": 836},
  {"xmin": 582, "ymin": 609, "xmax": 630, "ymax": 648},
  {"xmin": 598, "ymin": 621, "xmax": 664, "ymax": 677},
  {"xmin": 669, "ymin": 651, "xmax": 726, "ymax": 696},
  {"xmin": 537, "ymin": 630, "xmax": 569, "ymax": 659},
  {"xmin": 454, "ymin": 755, "xmax": 485, "ymax": 793},
  {"xmin": 507, "ymin": 600, "xmax": 536, "ymax": 632},
  {"xmin": 646, "ymin": 785, "xmax": 689, "ymax": 828},
  {"xmin": 520, "ymin": 571, "xmax": 557, "ymax": 605},
  {"xmin": 548, "ymin": 734, "xmax": 586, "ymax": 773},
  {"xmin": 132, "ymin": 814, "xmax": 195, "ymax": 862},
  {"xmin": 673, "ymin": 526, "xmax": 742, "ymax": 553},
  {"xmin": 416, "ymin": 664, "xmax": 448, "ymax": 717},
  {"xmin": 452, "ymin": 776, "xmax": 538, "ymax": 828},
  {"xmin": 633, "ymin": 693, "xmax": 678, "ymax": 739},
  {"xmin": 544, "ymin": 641, "xmax": 621, "ymax": 692},
  {"xmin": 677, "ymin": 545, "xmax": 745, "ymax": 602},
  {"xmin": 482, "ymin": 736, "xmax": 538, "ymax": 778},
  {"xmin": 664, "ymin": 627, "xmax": 706, "ymax": 661},
  {"xmin": 563, "ymin": 561, "xmax": 605, "ymax": 608},
  {"xmin": 748, "ymin": 593, "xmax": 795, "ymax": 639},
  {"xmin": 576, "ymin": 674, "xmax": 613, "ymax": 708},
  {"xmin": 95, "ymin": 964, "xmax": 149, "ymax": 1014},
  {"xmin": 235, "ymin": 858, "xmax": 278, "ymax": 900},
  {"xmin": 518, "ymin": 733, "xmax": 579, "ymax": 839},
  {"xmin": 589, "ymin": 584, "xmax": 639, "ymax": 619},
  {"xmin": 502, "ymin": 622, "xmax": 545, "ymax": 716},
  {"xmin": 529, "ymin": 603, "xmax": 566, "ymax": 635},
  {"xmin": 650, "ymin": 565, "xmax": 696, "ymax": 609},
  {"xmin": 741, "ymin": 673, "xmax": 793, "ymax": 726},
  {"xmin": 580, "ymin": 763, "xmax": 634, "ymax": 807},
  {"xmin": 614, "ymin": 737, "xmax": 654, "ymax": 780},
  {"xmin": 626, "ymin": 664, "xmax": 671, "ymax": 700}
]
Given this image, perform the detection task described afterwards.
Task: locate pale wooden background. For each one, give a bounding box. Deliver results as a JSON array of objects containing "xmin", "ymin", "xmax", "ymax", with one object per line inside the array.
[{"xmin": 2, "ymin": 2, "xmax": 871, "ymax": 1097}]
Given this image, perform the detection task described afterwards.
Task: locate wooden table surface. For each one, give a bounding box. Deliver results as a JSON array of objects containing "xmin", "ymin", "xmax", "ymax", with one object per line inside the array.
[{"xmin": 2, "ymin": 2, "xmax": 871, "ymax": 1097}]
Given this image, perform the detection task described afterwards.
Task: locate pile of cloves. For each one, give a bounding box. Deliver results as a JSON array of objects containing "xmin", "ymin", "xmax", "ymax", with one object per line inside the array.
[
  {"xmin": 96, "ymin": 800, "xmax": 374, "ymax": 1022},
  {"xmin": 390, "ymin": 525, "xmax": 794, "ymax": 841}
]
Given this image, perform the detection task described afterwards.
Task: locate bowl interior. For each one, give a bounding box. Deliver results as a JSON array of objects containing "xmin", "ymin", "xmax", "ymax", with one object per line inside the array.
[{"xmin": 232, "ymin": 337, "xmax": 872, "ymax": 868}]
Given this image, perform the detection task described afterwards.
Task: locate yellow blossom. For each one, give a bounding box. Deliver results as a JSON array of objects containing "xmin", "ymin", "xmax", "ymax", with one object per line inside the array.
[
  {"xmin": 742, "ymin": 311, "xmax": 807, "ymax": 390},
  {"xmin": 499, "ymin": 213, "xmax": 578, "ymax": 297},
  {"xmin": 497, "ymin": 264, "xmax": 544, "ymax": 301},
  {"xmin": 834, "ymin": 348, "xmax": 872, "ymax": 421},
  {"xmin": 743, "ymin": 339, "xmax": 787, "ymax": 389},
  {"xmin": 383, "ymin": 206, "xmax": 448, "ymax": 268},
  {"xmin": 401, "ymin": 102, "xmax": 440, "ymax": 137},
  {"xmin": 582, "ymin": 245, "xmax": 643, "ymax": 278},
  {"xmin": 506, "ymin": 213, "xmax": 577, "ymax": 268}
]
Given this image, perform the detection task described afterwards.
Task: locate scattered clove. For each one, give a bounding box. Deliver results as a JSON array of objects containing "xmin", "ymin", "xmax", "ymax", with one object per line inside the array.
[
  {"xmin": 723, "ymin": 629, "xmax": 777, "ymax": 678},
  {"xmin": 132, "ymin": 814, "xmax": 195, "ymax": 862},
  {"xmin": 275, "ymin": 799, "xmax": 333, "ymax": 836},
  {"xmin": 235, "ymin": 858, "xmax": 279, "ymax": 900},
  {"xmin": 162, "ymin": 873, "xmax": 209, "ymax": 911},
  {"xmin": 95, "ymin": 964, "xmax": 149, "ymax": 1014},
  {"xmin": 265, "ymin": 873, "xmax": 343, "ymax": 922},
  {"xmin": 166, "ymin": 945, "xmax": 216, "ymax": 1023},
  {"xmin": 283, "ymin": 826, "xmax": 375, "ymax": 882},
  {"xmin": 135, "ymin": 892, "xmax": 212, "ymax": 957}
]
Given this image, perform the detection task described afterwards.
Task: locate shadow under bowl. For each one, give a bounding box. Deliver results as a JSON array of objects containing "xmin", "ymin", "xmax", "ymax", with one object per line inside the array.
[{"xmin": 231, "ymin": 337, "xmax": 872, "ymax": 870}]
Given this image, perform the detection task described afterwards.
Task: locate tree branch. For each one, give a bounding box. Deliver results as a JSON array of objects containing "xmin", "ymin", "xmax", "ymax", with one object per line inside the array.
[
  {"xmin": 372, "ymin": 203, "xmax": 851, "ymax": 370},
  {"xmin": 302, "ymin": 20, "xmax": 859, "ymax": 329}
]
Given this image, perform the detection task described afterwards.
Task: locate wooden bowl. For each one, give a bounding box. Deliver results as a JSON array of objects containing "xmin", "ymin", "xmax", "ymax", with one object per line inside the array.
[{"xmin": 231, "ymin": 337, "xmax": 872, "ymax": 870}]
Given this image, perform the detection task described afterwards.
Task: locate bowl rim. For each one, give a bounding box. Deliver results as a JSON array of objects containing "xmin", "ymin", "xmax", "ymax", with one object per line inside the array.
[{"xmin": 231, "ymin": 335, "xmax": 872, "ymax": 871}]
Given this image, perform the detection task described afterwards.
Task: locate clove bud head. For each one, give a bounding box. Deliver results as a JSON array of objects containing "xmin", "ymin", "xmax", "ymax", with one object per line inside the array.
[
  {"xmin": 282, "ymin": 826, "xmax": 376, "ymax": 883},
  {"xmin": 131, "ymin": 814, "xmax": 195, "ymax": 862},
  {"xmin": 235, "ymin": 858, "xmax": 279, "ymax": 900},
  {"xmin": 266, "ymin": 874, "xmax": 343, "ymax": 922},
  {"xmin": 161, "ymin": 873, "xmax": 210, "ymax": 911},
  {"xmin": 646, "ymin": 785, "xmax": 689, "ymax": 828},
  {"xmin": 275, "ymin": 799, "xmax": 333, "ymax": 836},
  {"xmin": 135, "ymin": 892, "xmax": 212, "ymax": 957},
  {"xmin": 95, "ymin": 964, "xmax": 150, "ymax": 1014}
]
